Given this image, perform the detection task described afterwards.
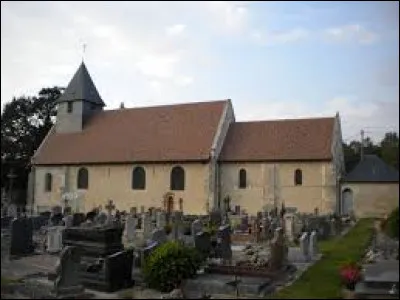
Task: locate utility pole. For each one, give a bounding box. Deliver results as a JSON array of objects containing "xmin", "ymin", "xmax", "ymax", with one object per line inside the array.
[{"xmin": 360, "ymin": 129, "xmax": 365, "ymax": 161}]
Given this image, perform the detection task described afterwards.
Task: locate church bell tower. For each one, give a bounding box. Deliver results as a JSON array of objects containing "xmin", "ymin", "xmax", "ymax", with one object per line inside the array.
[{"xmin": 55, "ymin": 62, "xmax": 105, "ymax": 133}]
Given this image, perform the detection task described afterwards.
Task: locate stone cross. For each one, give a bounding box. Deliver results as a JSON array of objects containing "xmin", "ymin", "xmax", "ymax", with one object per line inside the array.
[{"xmin": 105, "ymin": 200, "xmax": 116, "ymax": 216}]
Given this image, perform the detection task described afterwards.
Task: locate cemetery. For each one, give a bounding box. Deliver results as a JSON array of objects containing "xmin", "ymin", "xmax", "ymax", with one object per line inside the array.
[{"xmin": 1, "ymin": 200, "xmax": 398, "ymax": 299}]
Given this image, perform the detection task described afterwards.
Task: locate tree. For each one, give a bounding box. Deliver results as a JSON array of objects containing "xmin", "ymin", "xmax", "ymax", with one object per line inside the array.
[
  {"xmin": 380, "ymin": 132, "xmax": 399, "ymax": 170},
  {"xmin": 1, "ymin": 86, "xmax": 64, "ymax": 204}
]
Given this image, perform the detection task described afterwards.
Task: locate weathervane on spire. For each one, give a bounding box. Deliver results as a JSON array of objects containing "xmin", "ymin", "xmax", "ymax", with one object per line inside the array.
[{"xmin": 82, "ymin": 43, "xmax": 87, "ymax": 62}]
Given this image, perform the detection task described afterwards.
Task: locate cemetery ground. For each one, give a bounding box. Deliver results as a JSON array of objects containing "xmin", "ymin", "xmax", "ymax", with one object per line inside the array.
[
  {"xmin": 270, "ymin": 218, "xmax": 374, "ymax": 299},
  {"xmin": 1, "ymin": 208, "xmax": 397, "ymax": 299}
]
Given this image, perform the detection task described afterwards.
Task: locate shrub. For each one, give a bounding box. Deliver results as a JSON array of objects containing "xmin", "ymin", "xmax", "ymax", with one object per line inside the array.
[
  {"xmin": 385, "ymin": 207, "xmax": 399, "ymax": 239},
  {"xmin": 204, "ymin": 223, "xmax": 218, "ymax": 236},
  {"xmin": 142, "ymin": 241, "xmax": 202, "ymax": 292}
]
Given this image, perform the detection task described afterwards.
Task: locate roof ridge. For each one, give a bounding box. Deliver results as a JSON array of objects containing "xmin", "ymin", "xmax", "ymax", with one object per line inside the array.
[
  {"xmin": 234, "ymin": 116, "xmax": 335, "ymax": 124},
  {"xmin": 101, "ymin": 99, "xmax": 230, "ymax": 113}
]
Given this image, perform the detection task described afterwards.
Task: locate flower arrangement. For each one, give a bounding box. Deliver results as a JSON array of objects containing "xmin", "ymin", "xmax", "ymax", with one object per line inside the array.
[{"xmin": 339, "ymin": 261, "xmax": 362, "ymax": 290}]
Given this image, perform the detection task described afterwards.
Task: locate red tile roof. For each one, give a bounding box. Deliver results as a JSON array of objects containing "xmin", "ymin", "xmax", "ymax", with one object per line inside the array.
[
  {"xmin": 219, "ymin": 117, "xmax": 335, "ymax": 162},
  {"xmin": 32, "ymin": 100, "xmax": 228, "ymax": 165}
]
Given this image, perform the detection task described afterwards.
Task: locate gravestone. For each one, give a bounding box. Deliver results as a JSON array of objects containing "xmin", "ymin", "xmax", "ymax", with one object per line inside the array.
[
  {"xmin": 72, "ymin": 213, "xmax": 85, "ymax": 227},
  {"xmin": 299, "ymin": 232, "xmax": 310, "ymax": 261},
  {"xmin": 191, "ymin": 219, "xmax": 203, "ymax": 236},
  {"xmin": 261, "ymin": 217, "xmax": 272, "ymax": 241},
  {"xmin": 156, "ymin": 211, "xmax": 167, "ymax": 229},
  {"xmin": 270, "ymin": 227, "xmax": 287, "ymax": 270},
  {"xmin": 63, "ymin": 215, "xmax": 74, "ymax": 228},
  {"xmin": 52, "ymin": 246, "xmax": 84, "ymax": 297},
  {"xmin": 130, "ymin": 207, "xmax": 137, "ymax": 217},
  {"xmin": 143, "ymin": 213, "xmax": 152, "ymax": 240},
  {"xmin": 209, "ymin": 210, "xmax": 222, "ymax": 226},
  {"xmin": 309, "ymin": 230, "xmax": 318, "ymax": 258},
  {"xmin": 124, "ymin": 215, "xmax": 138, "ymax": 242},
  {"xmin": 10, "ymin": 217, "xmax": 34, "ymax": 256},
  {"xmin": 151, "ymin": 228, "xmax": 167, "ymax": 244},
  {"xmin": 195, "ymin": 231, "xmax": 212, "ymax": 257},
  {"xmin": 172, "ymin": 211, "xmax": 183, "ymax": 240},
  {"xmin": 217, "ymin": 225, "xmax": 232, "ymax": 264},
  {"xmin": 47, "ymin": 226, "xmax": 64, "ymax": 253},
  {"xmin": 105, "ymin": 200, "xmax": 116, "ymax": 225},
  {"xmin": 1, "ymin": 216, "xmax": 13, "ymax": 229},
  {"xmin": 95, "ymin": 212, "xmax": 108, "ymax": 226},
  {"xmin": 7, "ymin": 204, "xmax": 18, "ymax": 218},
  {"xmin": 284, "ymin": 214, "xmax": 295, "ymax": 242}
]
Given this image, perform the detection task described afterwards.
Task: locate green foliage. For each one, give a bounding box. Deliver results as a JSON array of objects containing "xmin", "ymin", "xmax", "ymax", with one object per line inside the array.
[
  {"xmin": 142, "ymin": 241, "xmax": 203, "ymax": 292},
  {"xmin": 204, "ymin": 223, "xmax": 218, "ymax": 236},
  {"xmin": 385, "ymin": 207, "xmax": 399, "ymax": 239},
  {"xmin": 1, "ymin": 87, "xmax": 64, "ymax": 194}
]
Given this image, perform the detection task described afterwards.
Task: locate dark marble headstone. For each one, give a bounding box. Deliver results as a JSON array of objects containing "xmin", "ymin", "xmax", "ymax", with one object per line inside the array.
[
  {"xmin": 1, "ymin": 216, "xmax": 13, "ymax": 229},
  {"xmin": 72, "ymin": 213, "xmax": 85, "ymax": 227},
  {"xmin": 217, "ymin": 225, "xmax": 232, "ymax": 263},
  {"xmin": 10, "ymin": 217, "xmax": 34, "ymax": 256},
  {"xmin": 195, "ymin": 231, "xmax": 211, "ymax": 257}
]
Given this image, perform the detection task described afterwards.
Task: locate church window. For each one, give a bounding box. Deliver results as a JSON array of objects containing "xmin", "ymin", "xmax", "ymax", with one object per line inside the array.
[
  {"xmin": 239, "ymin": 169, "xmax": 247, "ymax": 188},
  {"xmin": 67, "ymin": 102, "xmax": 73, "ymax": 113},
  {"xmin": 295, "ymin": 169, "xmax": 303, "ymax": 186},
  {"xmin": 45, "ymin": 173, "xmax": 52, "ymax": 192},
  {"xmin": 132, "ymin": 166, "xmax": 146, "ymax": 190},
  {"xmin": 77, "ymin": 167, "xmax": 89, "ymax": 189},
  {"xmin": 170, "ymin": 166, "xmax": 185, "ymax": 190}
]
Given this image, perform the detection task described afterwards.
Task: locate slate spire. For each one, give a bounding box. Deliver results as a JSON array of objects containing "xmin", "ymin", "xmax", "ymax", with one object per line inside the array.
[{"xmin": 55, "ymin": 62, "xmax": 105, "ymax": 107}]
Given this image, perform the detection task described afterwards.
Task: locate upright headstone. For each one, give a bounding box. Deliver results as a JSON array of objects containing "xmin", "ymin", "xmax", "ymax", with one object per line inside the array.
[
  {"xmin": 63, "ymin": 215, "xmax": 74, "ymax": 228},
  {"xmin": 217, "ymin": 225, "xmax": 232, "ymax": 264},
  {"xmin": 284, "ymin": 214, "xmax": 295, "ymax": 242},
  {"xmin": 194, "ymin": 231, "xmax": 211, "ymax": 257},
  {"xmin": 309, "ymin": 230, "xmax": 318, "ymax": 258},
  {"xmin": 47, "ymin": 226, "xmax": 64, "ymax": 253},
  {"xmin": 53, "ymin": 246, "xmax": 84, "ymax": 297},
  {"xmin": 156, "ymin": 211, "xmax": 167, "ymax": 229},
  {"xmin": 191, "ymin": 219, "xmax": 203, "ymax": 236},
  {"xmin": 172, "ymin": 211, "xmax": 183, "ymax": 240},
  {"xmin": 7, "ymin": 204, "xmax": 18, "ymax": 218},
  {"xmin": 143, "ymin": 213, "xmax": 152, "ymax": 240},
  {"xmin": 299, "ymin": 232, "xmax": 310, "ymax": 261},
  {"xmin": 10, "ymin": 217, "xmax": 34, "ymax": 256},
  {"xmin": 261, "ymin": 217, "xmax": 271, "ymax": 241},
  {"xmin": 270, "ymin": 227, "xmax": 287, "ymax": 270},
  {"xmin": 124, "ymin": 215, "xmax": 138, "ymax": 242},
  {"xmin": 130, "ymin": 207, "xmax": 137, "ymax": 217}
]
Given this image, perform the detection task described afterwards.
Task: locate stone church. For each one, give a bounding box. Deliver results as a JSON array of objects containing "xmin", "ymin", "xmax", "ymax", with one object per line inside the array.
[{"xmin": 29, "ymin": 62, "xmax": 346, "ymax": 215}]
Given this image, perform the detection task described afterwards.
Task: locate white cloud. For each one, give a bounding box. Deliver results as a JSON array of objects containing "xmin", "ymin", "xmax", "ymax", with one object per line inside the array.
[
  {"xmin": 166, "ymin": 24, "xmax": 186, "ymax": 36},
  {"xmin": 251, "ymin": 28, "xmax": 309, "ymax": 45},
  {"xmin": 323, "ymin": 24, "xmax": 378, "ymax": 45}
]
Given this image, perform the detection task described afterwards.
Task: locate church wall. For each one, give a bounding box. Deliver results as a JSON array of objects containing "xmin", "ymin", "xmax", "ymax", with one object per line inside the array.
[
  {"xmin": 219, "ymin": 161, "xmax": 337, "ymax": 215},
  {"xmin": 342, "ymin": 183, "xmax": 399, "ymax": 218},
  {"xmin": 34, "ymin": 163, "xmax": 210, "ymax": 214}
]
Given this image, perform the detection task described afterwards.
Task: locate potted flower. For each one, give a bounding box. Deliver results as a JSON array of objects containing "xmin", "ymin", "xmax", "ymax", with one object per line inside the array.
[{"xmin": 339, "ymin": 261, "xmax": 362, "ymax": 299}]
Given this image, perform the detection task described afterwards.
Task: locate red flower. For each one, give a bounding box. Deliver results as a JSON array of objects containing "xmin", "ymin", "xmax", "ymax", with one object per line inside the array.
[{"xmin": 339, "ymin": 263, "xmax": 362, "ymax": 290}]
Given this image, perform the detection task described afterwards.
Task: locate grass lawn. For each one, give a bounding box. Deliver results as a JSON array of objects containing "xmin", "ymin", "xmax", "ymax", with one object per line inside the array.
[{"xmin": 270, "ymin": 218, "xmax": 374, "ymax": 299}]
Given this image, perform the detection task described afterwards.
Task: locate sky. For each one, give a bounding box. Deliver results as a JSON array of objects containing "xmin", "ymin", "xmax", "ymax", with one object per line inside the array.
[{"xmin": 1, "ymin": 1, "xmax": 399, "ymax": 143}]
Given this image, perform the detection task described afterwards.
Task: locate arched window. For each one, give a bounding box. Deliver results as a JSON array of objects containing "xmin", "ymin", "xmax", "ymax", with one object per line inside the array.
[
  {"xmin": 132, "ymin": 166, "xmax": 146, "ymax": 190},
  {"xmin": 77, "ymin": 167, "xmax": 89, "ymax": 189},
  {"xmin": 170, "ymin": 166, "xmax": 185, "ymax": 190},
  {"xmin": 45, "ymin": 173, "xmax": 52, "ymax": 192},
  {"xmin": 294, "ymin": 169, "xmax": 302, "ymax": 186},
  {"xmin": 239, "ymin": 169, "xmax": 247, "ymax": 189}
]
